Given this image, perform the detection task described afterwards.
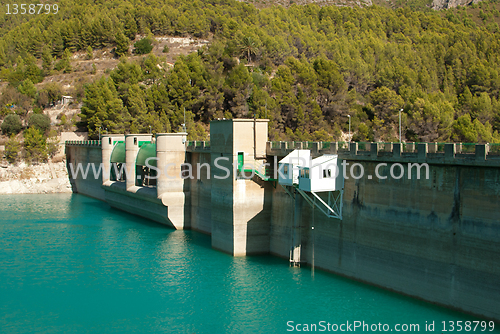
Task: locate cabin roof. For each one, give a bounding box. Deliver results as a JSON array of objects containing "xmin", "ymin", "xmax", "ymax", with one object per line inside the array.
[{"xmin": 279, "ymin": 149, "xmax": 311, "ymax": 165}]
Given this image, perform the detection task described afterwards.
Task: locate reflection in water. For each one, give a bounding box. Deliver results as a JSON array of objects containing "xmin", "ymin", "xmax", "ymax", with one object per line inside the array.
[{"xmin": 0, "ymin": 194, "xmax": 496, "ymax": 333}]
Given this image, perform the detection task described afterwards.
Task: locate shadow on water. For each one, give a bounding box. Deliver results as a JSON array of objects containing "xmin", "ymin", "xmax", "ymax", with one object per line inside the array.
[
  {"xmin": 33, "ymin": 194, "xmax": 497, "ymax": 325},
  {"xmin": 243, "ymin": 252, "xmax": 485, "ymax": 322}
]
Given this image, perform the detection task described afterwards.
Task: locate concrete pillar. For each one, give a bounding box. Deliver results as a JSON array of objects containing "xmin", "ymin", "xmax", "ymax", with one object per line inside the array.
[
  {"xmin": 418, "ymin": 143, "xmax": 428, "ymax": 160},
  {"xmin": 350, "ymin": 142, "xmax": 358, "ymax": 156},
  {"xmin": 393, "ymin": 143, "xmax": 402, "ymax": 157},
  {"xmin": 290, "ymin": 190, "xmax": 302, "ymax": 266},
  {"xmin": 210, "ymin": 119, "xmax": 272, "ymax": 256},
  {"xmin": 101, "ymin": 135, "xmax": 124, "ymax": 184},
  {"xmin": 371, "ymin": 142, "xmax": 378, "ymax": 158},
  {"xmin": 125, "ymin": 134, "xmax": 152, "ymax": 190},
  {"xmin": 331, "ymin": 142, "xmax": 338, "ymax": 154},
  {"xmin": 445, "ymin": 143, "xmax": 456, "ymax": 162},
  {"xmin": 156, "ymin": 133, "xmax": 188, "ymax": 229},
  {"xmin": 312, "ymin": 142, "xmax": 320, "ymax": 155},
  {"xmin": 475, "ymin": 144, "xmax": 487, "ymax": 162}
]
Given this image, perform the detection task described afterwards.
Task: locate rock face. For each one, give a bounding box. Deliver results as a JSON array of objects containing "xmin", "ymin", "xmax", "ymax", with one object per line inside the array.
[
  {"xmin": 0, "ymin": 161, "xmax": 72, "ymax": 195},
  {"xmin": 433, "ymin": 0, "xmax": 480, "ymax": 10}
]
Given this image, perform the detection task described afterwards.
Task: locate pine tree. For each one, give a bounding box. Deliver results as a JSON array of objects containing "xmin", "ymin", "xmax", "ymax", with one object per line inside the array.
[
  {"xmin": 4, "ymin": 135, "xmax": 20, "ymax": 164},
  {"xmin": 86, "ymin": 46, "xmax": 93, "ymax": 60},
  {"xmin": 114, "ymin": 32, "xmax": 130, "ymax": 58},
  {"xmin": 41, "ymin": 46, "xmax": 54, "ymax": 75}
]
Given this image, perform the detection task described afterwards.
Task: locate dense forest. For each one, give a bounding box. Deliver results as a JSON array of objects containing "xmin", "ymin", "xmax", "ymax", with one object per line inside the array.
[{"xmin": 1, "ymin": 0, "xmax": 500, "ymax": 146}]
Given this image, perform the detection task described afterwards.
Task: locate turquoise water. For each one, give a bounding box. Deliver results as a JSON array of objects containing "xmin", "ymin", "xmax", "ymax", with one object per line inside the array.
[{"xmin": 0, "ymin": 194, "xmax": 497, "ymax": 333}]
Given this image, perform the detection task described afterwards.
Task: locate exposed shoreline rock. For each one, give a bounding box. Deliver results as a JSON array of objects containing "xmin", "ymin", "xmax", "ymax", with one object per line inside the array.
[{"xmin": 0, "ymin": 161, "xmax": 72, "ymax": 195}]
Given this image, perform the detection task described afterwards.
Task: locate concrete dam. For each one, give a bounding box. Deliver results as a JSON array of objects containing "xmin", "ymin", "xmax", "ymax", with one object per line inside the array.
[{"xmin": 65, "ymin": 119, "xmax": 500, "ymax": 322}]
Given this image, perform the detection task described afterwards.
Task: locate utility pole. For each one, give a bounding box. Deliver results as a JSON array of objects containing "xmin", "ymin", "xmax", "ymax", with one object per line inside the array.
[
  {"xmin": 182, "ymin": 107, "xmax": 186, "ymax": 133},
  {"xmin": 399, "ymin": 108, "xmax": 403, "ymax": 144},
  {"xmin": 347, "ymin": 115, "xmax": 351, "ymax": 142}
]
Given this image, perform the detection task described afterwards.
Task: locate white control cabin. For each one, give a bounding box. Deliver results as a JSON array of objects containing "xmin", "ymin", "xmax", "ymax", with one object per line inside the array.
[
  {"xmin": 298, "ymin": 155, "xmax": 344, "ymax": 192},
  {"xmin": 278, "ymin": 150, "xmax": 311, "ymax": 186}
]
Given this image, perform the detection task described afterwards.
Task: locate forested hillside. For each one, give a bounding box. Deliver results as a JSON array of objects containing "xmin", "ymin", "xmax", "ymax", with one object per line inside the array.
[{"xmin": 1, "ymin": 0, "xmax": 500, "ymax": 143}]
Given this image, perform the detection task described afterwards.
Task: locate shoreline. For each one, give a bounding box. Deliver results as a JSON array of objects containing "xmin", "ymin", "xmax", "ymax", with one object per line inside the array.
[{"xmin": 0, "ymin": 161, "xmax": 72, "ymax": 195}]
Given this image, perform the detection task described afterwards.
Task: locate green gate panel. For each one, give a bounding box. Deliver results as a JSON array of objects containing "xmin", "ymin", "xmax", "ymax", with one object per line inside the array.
[
  {"xmin": 110, "ymin": 142, "xmax": 126, "ymax": 163},
  {"xmin": 237, "ymin": 152, "xmax": 244, "ymax": 171},
  {"xmin": 136, "ymin": 143, "xmax": 157, "ymax": 167}
]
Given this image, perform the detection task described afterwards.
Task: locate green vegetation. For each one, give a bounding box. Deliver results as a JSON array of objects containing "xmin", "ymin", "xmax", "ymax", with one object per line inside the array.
[
  {"xmin": 4, "ymin": 135, "xmax": 20, "ymax": 163},
  {"xmin": 23, "ymin": 127, "xmax": 48, "ymax": 163},
  {"xmin": 1, "ymin": 0, "xmax": 500, "ymax": 143},
  {"xmin": 134, "ymin": 38, "xmax": 154, "ymax": 55},
  {"xmin": 28, "ymin": 114, "xmax": 51, "ymax": 134},
  {"xmin": 1, "ymin": 114, "xmax": 22, "ymax": 136}
]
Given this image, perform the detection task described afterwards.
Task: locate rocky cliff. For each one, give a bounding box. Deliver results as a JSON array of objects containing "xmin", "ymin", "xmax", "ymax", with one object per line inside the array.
[
  {"xmin": 0, "ymin": 161, "xmax": 72, "ymax": 194},
  {"xmin": 433, "ymin": 0, "xmax": 480, "ymax": 9}
]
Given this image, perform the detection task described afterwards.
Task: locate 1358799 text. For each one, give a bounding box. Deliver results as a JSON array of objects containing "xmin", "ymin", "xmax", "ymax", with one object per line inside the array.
[{"xmin": 5, "ymin": 4, "xmax": 58, "ymax": 15}]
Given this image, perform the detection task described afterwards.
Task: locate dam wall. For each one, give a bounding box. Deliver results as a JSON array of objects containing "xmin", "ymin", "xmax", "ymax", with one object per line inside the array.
[
  {"xmin": 65, "ymin": 120, "xmax": 500, "ymax": 321},
  {"xmin": 65, "ymin": 143, "xmax": 105, "ymax": 201},
  {"xmin": 269, "ymin": 161, "xmax": 500, "ymax": 321}
]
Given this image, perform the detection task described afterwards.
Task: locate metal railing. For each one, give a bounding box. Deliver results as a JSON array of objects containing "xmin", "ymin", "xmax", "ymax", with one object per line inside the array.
[{"xmin": 65, "ymin": 140, "xmax": 101, "ymax": 146}]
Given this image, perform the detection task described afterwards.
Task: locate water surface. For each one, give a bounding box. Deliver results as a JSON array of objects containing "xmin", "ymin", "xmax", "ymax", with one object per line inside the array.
[{"xmin": 0, "ymin": 194, "xmax": 496, "ymax": 333}]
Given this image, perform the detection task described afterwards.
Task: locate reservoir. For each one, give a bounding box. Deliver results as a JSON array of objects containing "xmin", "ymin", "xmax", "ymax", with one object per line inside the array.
[{"xmin": 0, "ymin": 194, "xmax": 497, "ymax": 333}]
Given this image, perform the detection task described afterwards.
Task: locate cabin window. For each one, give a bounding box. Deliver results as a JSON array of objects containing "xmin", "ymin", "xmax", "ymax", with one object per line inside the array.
[
  {"xmin": 323, "ymin": 169, "xmax": 332, "ymax": 178},
  {"xmin": 283, "ymin": 165, "xmax": 289, "ymax": 175},
  {"xmin": 300, "ymin": 169, "xmax": 309, "ymax": 178}
]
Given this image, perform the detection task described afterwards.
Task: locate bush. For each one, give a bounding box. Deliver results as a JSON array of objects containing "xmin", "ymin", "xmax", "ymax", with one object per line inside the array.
[
  {"xmin": 1, "ymin": 114, "xmax": 22, "ymax": 136},
  {"xmin": 28, "ymin": 113, "xmax": 51, "ymax": 133},
  {"xmin": 162, "ymin": 45, "xmax": 169, "ymax": 53},
  {"xmin": 24, "ymin": 127, "xmax": 47, "ymax": 163},
  {"xmin": 4, "ymin": 135, "xmax": 20, "ymax": 164},
  {"xmin": 134, "ymin": 38, "xmax": 153, "ymax": 55}
]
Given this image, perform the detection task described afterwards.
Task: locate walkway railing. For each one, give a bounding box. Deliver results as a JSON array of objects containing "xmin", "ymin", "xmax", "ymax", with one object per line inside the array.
[
  {"xmin": 65, "ymin": 139, "xmax": 500, "ymax": 165},
  {"xmin": 267, "ymin": 141, "xmax": 500, "ymax": 166},
  {"xmin": 186, "ymin": 141, "xmax": 210, "ymax": 151},
  {"xmin": 65, "ymin": 140, "xmax": 101, "ymax": 146}
]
